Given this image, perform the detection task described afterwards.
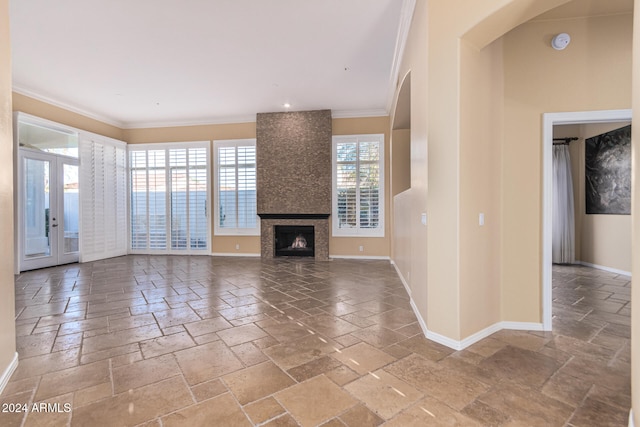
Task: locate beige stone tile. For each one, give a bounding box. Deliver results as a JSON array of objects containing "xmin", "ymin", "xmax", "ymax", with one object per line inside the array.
[
  {"xmin": 276, "ymin": 375, "xmax": 357, "ymax": 427},
  {"xmin": 12, "ymin": 348, "xmax": 80, "ymax": 381},
  {"xmin": 22, "ymin": 392, "xmax": 73, "ymax": 427},
  {"xmin": 217, "ymin": 323, "xmax": 268, "ymax": 347},
  {"xmin": 190, "ymin": 379, "xmax": 228, "ymax": 402},
  {"xmin": 385, "ymin": 354, "xmax": 489, "ymax": 410},
  {"xmin": 70, "ymin": 376, "xmax": 193, "ymax": 427},
  {"xmin": 153, "ymin": 306, "xmax": 201, "ymax": 329},
  {"xmin": 162, "ymin": 392, "xmax": 251, "ymax": 426},
  {"xmin": 263, "ymin": 334, "xmax": 340, "ymax": 370},
  {"xmin": 344, "ymin": 370, "xmax": 423, "ymax": 420},
  {"xmin": 80, "ymin": 343, "xmax": 140, "ymax": 365},
  {"xmin": 112, "ymin": 354, "xmax": 182, "ymax": 394},
  {"xmin": 73, "ymin": 382, "xmax": 112, "ymax": 408},
  {"xmin": 385, "ymin": 396, "xmax": 483, "ymax": 426},
  {"xmin": 174, "ymin": 340, "xmax": 243, "ymax": 385},
  {"xmin": 396, "ymin": 335, "xmax": 454, "ymax": 361},
  {"xmin": 139, "ymin": 331, "xmax": 196, "ymax": 358},
  {"xmin": 262, "ymin": 321, "xmax": 314, "ymax": 343},
  {"xmin": 350, "ymin": 325, "xmax": 404, "ymax": 349},
  {"xmin": 300, "ymin": 314, "xmax": 360, "ymax": 338},
  {"xmin": 230, "ymin": 342, "xmax": 269, "ymax": 366},
  {"xmin": 331, "ymin": 342, "xmax": 395, "ymax": 375},
  {"xmin": 325, "ymin": 365, "xmax": 360, "ymax": 387},
  {"xmin": 82, "ymin": 324, "xmax": 162, "ymax": 354},
  {"xmin": 108, "ymin": 313, "xmax": 157, "ymax": 332},
  {"xmin": 243, "ymin": 396, "xmax": 286, "ymax": 425},
  {"xmin": 460, "ymin": 400, "xmax": 510, "ymax": 426},
  {"xmin": 16, "ymin": 331, "xmax": 57, "ymax": 358},
  {"xmin": 36, "ymin": 360, "xmax": 110, "ymax": 400},
  {"xmin": 183, "ymin": 316, "xmax": 232, "ymax": 336},
  {"xmin": 287, "ymin": 356, "xmax": 342, "ymax": 382},
  {"xmin": 52, "ymin": 332, "xmax": 83, "ymax": 352},
  {"xmin": 223, "ymin": 361, "xmax": 295, "ymax": 405},
  {"xmin": 478, "ymin": 381, "xmax": 574, "ymax": 426},
  {"xmin": 0, "ymin": 391, "xmax": 30, "ymax": 427},
  {"xmin": 2, "ymin": 377, "xmax": 39, "ymax": 398},
  {"xmin": 263, "ymin": 414, "xmax": 302, "ymax": 427},
  {"xmin": 339, "ymin": 404, "xmax": 384, "ymax": 427},
  {"xmin": 478, "ymin": 345, "xmax": 562, "ymax": 388}
]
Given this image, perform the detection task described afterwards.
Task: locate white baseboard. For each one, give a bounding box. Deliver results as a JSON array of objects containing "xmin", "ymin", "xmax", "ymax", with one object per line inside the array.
[
  {"xmin": 390, "ymin": 260, "xmax": 412, "ymax": 296},
  {"xmin": 424, "ymin": 321, "xmax": 545, "ymax": 351},
  {"xmin": 0, "ymin": 353, "xmax": 18, "ymax": 395},
  {"xmin": 578, "ymin": 261, "xmax": 631, "ymax": 277},
  {"xmin": 210, "ymin": 252, "xmax": 261, "ymax": 257},
  {"xmin": 410, "ymin": 298, "xmax": 429, "ymax": 338},
  {"xmin": 329, "ymin": 255, "xmax": 390, "ymax": 260},
  {"xmin": 630, "ymin": 409, "xmax": 635, "ymax": 427}
]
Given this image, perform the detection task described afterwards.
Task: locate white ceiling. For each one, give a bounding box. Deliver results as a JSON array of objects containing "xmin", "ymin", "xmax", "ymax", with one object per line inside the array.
[{"xmin": 10, "ymin": 0, "xmax": 408, "ymax": 128}]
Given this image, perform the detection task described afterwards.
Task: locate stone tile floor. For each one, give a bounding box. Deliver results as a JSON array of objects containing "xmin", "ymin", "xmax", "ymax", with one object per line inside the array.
[{"xmin": 0, "ymin": 256, "xmax": 631, "ymax": 426}]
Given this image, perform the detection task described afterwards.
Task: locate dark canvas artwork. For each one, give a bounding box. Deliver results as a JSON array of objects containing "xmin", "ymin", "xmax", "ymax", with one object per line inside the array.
[{"xmin": 585, "ymin": 125, "xmax": 631, "ymax": 214}]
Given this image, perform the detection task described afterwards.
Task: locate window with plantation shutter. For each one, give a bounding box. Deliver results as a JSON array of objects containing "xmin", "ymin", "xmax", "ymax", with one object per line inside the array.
[
  {"xmin": 214, "ymin": 139, "xmax": 259, "ymax": 236},
  {"xmin": 129, "ymin": 142, "xmax": 210, "ymax": 253},
  {"xmin": 332, "ymin": 134, "xmax": 384, "ymax": 237}
]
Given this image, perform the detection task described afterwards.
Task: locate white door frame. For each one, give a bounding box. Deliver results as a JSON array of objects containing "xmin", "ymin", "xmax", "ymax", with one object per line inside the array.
[
  {"xmin": 542, "ymin": 109, "xmax": 632, "ymax": 330},
  {"xmin": 18, "ymin": 148, "xmax": 80, "ymax": 271}
]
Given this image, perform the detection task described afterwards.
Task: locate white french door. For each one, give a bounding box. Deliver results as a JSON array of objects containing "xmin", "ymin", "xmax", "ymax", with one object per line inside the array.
[{"xmin": 19, "ymin": 149, "xmax": 79, "ymax": 271}]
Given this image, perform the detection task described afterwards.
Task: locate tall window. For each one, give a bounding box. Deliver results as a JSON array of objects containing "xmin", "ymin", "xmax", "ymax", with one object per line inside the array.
[
  {"xmin": 129, "ymin": 142, "xmax": 210, "ymax": 253},
  {"xmin": 214, "ymin": 139, "xmax": 259, "ymax": 235},
  {"xmin": 332, "ymin": 134, "xmax": 384, "ymax": 237}
]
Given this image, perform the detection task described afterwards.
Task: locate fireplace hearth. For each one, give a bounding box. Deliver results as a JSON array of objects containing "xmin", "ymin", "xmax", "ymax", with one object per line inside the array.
[{"xmin": 274, "ymin": 225, "xmax": 314, "ymax": 257}]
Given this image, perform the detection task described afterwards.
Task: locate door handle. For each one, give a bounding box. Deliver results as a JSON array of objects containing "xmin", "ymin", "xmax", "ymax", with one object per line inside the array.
[{"xmin": 51, "ymin": 224, "xmax": 58, "ymax": 227}]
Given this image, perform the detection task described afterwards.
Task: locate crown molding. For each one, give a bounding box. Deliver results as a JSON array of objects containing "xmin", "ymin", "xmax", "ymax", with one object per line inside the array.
[
  {"xmin": 12, "ymin": 85, "xmax": 125, "ymax": 128},
  {"xmin": 122, "ymin": 114, "xmax": 258, "ymax": 129},
  {"xmin": 331, "ymin": 108, "xmax": 388, "ymax": 119},
  {"xmin": 385, "ymin": 0, "xmax": 417, "ymax": 114}
]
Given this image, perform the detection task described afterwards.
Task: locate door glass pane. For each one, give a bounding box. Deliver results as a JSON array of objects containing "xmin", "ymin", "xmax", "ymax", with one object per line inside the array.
[
  {"xmin": 24, "ymin": 158, "xmax": 51, "ymax": 258},
  {"xmin": 63, "ymin": 163, "xmax": 79, "ymax": 254}
]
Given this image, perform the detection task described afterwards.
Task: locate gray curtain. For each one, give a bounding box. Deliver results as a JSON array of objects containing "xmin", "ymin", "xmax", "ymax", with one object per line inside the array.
[{"xmin": 552, "ymin": 144, "xmax": 575, "ymax": 264}]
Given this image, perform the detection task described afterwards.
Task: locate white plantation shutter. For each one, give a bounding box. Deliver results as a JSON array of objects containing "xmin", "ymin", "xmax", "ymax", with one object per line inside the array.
[
  {"xmin": 332, "ymin": 134, "xmax": 384, "ymax": 237},
  {"xmin": 129, "ymin": 142, "xmax": 210, "ymax": 254},
  {"xmin": 214, "ymin": 139, "xmax": 259, "ymax": 235},
  {"xmin": 79, "ymin": 135, "xmax": 128, "ymax": 262}
]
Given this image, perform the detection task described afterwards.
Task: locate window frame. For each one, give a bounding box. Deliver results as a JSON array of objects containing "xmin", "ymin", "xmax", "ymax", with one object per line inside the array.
[
  {"xmin": 213, "ymin": 139, "xmax": 260, "ymax": 236},
  {"xmin": 332, "ymin": 134, "xmax": 385, "ymax": 237},
  {"xmin": 128, "ymin": 141, "xmax": 211, "ymax": 254}
]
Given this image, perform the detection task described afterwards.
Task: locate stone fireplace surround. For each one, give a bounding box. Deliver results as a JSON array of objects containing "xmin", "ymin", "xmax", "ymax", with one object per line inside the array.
[
  {"xmin": 259, "ymin": 215, "xmax": 329, "ymax": 260},
  {"xmin": 256, "ymin": 110, "xmax": 332, "ymax": 260}
]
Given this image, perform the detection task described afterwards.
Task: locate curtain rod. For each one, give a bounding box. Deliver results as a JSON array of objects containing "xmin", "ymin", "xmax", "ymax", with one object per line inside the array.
[{"xmin": 553, "ymin": 137, "xmax": 578, "ymax": 145}]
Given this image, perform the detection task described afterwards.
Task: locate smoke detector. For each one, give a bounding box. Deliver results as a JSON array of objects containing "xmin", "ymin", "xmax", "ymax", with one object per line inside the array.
[{"xmin": 551, "ymin": 33, "xmax": 571, "ymax": 50}]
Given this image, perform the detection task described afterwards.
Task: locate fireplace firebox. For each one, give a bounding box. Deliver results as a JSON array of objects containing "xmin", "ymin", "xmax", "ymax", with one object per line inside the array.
[{"xmin": 274, "ymin": 225, "xmax": 314, "ymax": 257}]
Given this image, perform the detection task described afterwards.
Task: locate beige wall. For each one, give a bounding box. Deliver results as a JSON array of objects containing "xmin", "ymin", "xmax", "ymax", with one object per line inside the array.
[
  {"xmin": 13, "ymin": 92, "xmax": 124, "ymax": 140},
  {"xmin": 0, "ymin": 0, "xmax": 17, "ymax": 387},
  {"xmin": 631, "ymin": 1, "xmax": 639, "ymax": 423},
  {"xmin": 560, "ymin": 122, "xmax": 632, "ymax": 273},
  {"xmin": 391, "ymin": 129, "xmax": 411, "ymax": 197},
  {"xmin": 459, "ymin": 37, "xmax": 504, "ymax": 338},
  {"xmin": 503, "ymin": 12, "xmax": 632, "ymax": 322}
]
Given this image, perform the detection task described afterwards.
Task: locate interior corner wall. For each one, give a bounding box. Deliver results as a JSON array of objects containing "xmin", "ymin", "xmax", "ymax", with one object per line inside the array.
[
  {"xmin": 0, "ymin": 0, "xmax": 17, "ymax": 388},
  {"xmin": 459, "ymin": 36, "xmax": 503, "ymax": 338},
  {"xmin": 502, "ymin": 12, "xmax": 632, "ymax": 323}
]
